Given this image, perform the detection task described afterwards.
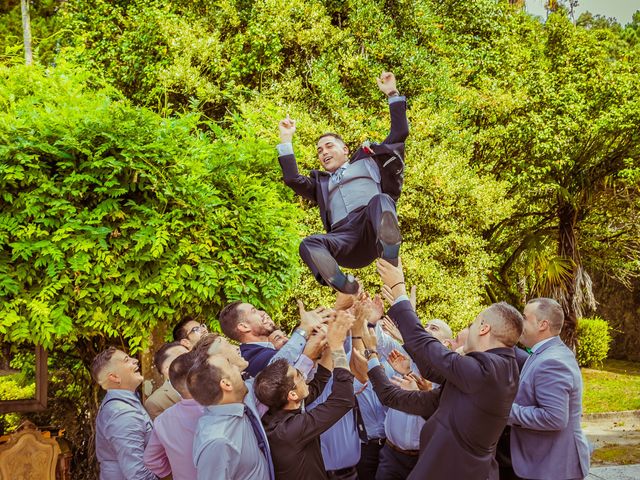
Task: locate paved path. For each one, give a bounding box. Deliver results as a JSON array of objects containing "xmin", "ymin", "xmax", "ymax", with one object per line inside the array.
[{"xmin": 587, "ymin": 464, "xmax": 640, "ymax": 479}]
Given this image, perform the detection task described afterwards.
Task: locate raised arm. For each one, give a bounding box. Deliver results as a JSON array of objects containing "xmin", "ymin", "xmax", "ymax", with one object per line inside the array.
[
  {"xmin": 376, "ymin": 72, "xmax": 409, "ymax": 144},
  {"xmin": 277, "ymin": 116, "xmax": 317, "ymax": 202}
]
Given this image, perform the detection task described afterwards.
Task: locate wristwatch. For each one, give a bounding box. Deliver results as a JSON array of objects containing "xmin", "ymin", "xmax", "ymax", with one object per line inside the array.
[{"xmin": 364, "ymin": 349, "xmax": 378, "ymax": 360}]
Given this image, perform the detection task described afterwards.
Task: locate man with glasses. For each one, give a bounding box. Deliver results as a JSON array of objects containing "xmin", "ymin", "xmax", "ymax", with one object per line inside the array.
[{"xmin": 173, "ymin": 318, "xmax": 209, "ymax": 351}]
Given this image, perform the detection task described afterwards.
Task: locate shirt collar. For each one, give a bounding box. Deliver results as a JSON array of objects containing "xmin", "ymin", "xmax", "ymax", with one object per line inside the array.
[
  {"xmin": 104, "ymin": 389, "xmax": 141, "ymax": 404},
  {"xmin": 205, "ymin": 402, "xmax": 245, "ymax": 418},
  {"xmin": 531, "ymin": 336, "xmax": 558, "ymax": 353}
]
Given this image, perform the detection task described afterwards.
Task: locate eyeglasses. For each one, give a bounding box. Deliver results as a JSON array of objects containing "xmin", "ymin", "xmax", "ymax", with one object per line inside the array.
[{"xmin": 189, "ymin": 323, "xmax": 208, "ymax": 335}]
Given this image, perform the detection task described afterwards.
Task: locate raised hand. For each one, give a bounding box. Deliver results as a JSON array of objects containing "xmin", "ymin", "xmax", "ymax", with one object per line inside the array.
[
  {"xmin": 327, "ymin": 310, "xmax": 356, "ymax": 350},
  {"xmin": 376, "ymin": 72, "xmax": 398, "ymax": 96},
  {"xmin": 278, "ymin": 114, "xmax": 296, "ymax": 143},
  {"xmin": 297, "ymin": 300, "xmax": 330, "ymax": 336},
  {"xmin": 388, "ymin": 349, "xmax": 411, "ymax": 375},
  {"xmin": 390, "ymin": 374, "xmax": 418, "ymax": 391},
  {"xmin": 376, "ymin": 258, "xmax": 407, "ymax": 300},
  {"xmin": 382, "ymin": 316, "xmax": 403, "ymax": 343},
  {"xmin": 303, "ymin": 329, "xmax": 328, "ymax": 361},
  {"xmin": 408, "ymin": 373, "xmax": 432, "ymax": 392}
]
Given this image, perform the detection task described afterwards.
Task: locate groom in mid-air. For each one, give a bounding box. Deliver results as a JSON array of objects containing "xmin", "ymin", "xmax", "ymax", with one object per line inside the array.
[{"xmin": 277, "ymin": 72, "xmax": 409, "ymax": 293}]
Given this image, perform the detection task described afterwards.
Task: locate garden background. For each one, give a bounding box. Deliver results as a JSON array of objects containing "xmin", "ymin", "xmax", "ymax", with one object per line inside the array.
[{"xmin": 0, "ymin": 0, "xmax": 639, "ymax": 476}]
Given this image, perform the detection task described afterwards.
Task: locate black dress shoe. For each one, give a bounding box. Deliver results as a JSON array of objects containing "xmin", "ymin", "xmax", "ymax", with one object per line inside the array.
[
  {"xmin": 377, "ymin": 211, "xmax": 402, "ymax": 266},
  {"xmin": 308, "ymin": 248, "xmax": 359, "ymax": 294}
]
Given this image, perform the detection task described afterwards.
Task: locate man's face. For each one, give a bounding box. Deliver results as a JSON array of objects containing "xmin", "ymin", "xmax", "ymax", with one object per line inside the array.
[
  {"xmin": 161, "ymin": 345, "xmax": 188, "ymax": 377},
  {"xmin": 268, "ymin": 330, "xmax": 289, "ymax": 350},
  {"xmin": 288, "ymin": 365, "xmax": 309, "ymax": 402},
  {"xmin": 183, "ymin": 321, "xmax": 208, "ymax": 349},
  {"xmin": 425, "ymin": 320, "xmax": 450, "ymax": 343},
  {"xmin": 237, "ymin": 303, "xmax": 275, "ymax": 337},
  {"xmin": 108, "ymin": 350, "xmax": 143, "ymax": 389},
  {"xmin": 317, "ymin": 136, "xmax": 349, "ymax": 173},
  {"xmin": 208, "ymin": 337, "xmax": 249, "ymax": 372},
  {"xmin": 520, "ymin": 304, "xmax": 542, "ymax": 349},
  {"xmin": 464, "ymin": 314, "xmax": 486, "ymax": 354},
  {"xmin": 209, "ymin": 355, "xmax": 248, "ymax": 398}
]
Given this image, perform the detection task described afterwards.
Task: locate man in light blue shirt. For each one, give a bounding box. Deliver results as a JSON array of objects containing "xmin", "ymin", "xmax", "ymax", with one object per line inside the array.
[
  {"xmin": 92, "ymin": 347, "xmax": 157, "ymax": 480},
  {"xmin": 187, "ymin": 352, "xmax": 274, "ymax": 480}
]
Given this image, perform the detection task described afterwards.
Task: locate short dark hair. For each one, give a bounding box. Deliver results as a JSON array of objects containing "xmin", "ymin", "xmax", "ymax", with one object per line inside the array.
[
  {"xmin": 527, "ymin": 298, "xmax": 564, "ymax": 334},
  {"xmin": 169, "ymin": 351, "xmax": 196, "ymax": 397},
  {"xmin": 219, "ymin": 301, "xmax": 244, "ymax": 341},
  {"xmin": 254, "ymin": 359, "xmax": 295, "ymax": 410},
  {"xmin": 316, "ymin": 132, "xmax": 346, "ymax": 146},
  {"xmin": 191, "ymin": 332, "xmax": 220, "ymax": 362},
  {"xmin": 486, "ymin": 302, "xmax": 524, "ymax": 347},
  {"xmin": 153, "ymin": 341, "xmax": 184, "ymax": 375},
  {"xmin": 173, "ymin": 318, "xmax": 197, "ymax": 342},
  {"xmin": 187, "ymin": 356, "xmax": 224, "ymax": 406},
  {"xmin": 91, "ymin": 346, "xmax": 118, "ymax": 384}
]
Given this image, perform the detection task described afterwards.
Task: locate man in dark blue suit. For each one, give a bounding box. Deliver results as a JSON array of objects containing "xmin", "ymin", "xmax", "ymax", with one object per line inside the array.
[{"xmin": 277, "ymin": 72, "xmax": 409, "ymax": 293}]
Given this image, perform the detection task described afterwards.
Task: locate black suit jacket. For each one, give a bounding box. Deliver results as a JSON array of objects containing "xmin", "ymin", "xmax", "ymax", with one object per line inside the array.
[
  {"xmin": 277, "ymin": 99, "xmax": 409, "ymax": 233},
  {"xmin": 378, "ymin": 300, "xmax": 519, "ymax": 480}
]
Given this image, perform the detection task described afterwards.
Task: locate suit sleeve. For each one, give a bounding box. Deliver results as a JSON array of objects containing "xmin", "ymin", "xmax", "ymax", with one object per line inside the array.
[
  {"xmin": 275, "ymin": 367, "xmax": 355, "ymax": 446},
  {"xmin": 382, "ymin": 97, "xmax": 409, "ymax": 145},
  {"xmin": 305, "ymin": 364, "xmax": 332, "ymax": 406},
  {"xmin": 388, "ymin": 300, "xmax": 489, "ymax": 393},
  {"xmin": 368, "ymin": 364, "xmax": 439, "ymax": 418},
  {"xmin": 278, "ymin": 153, "xmax": 317, "ymax": 202},
  {"xmin": 103, "ymin": 404, "xmax": 158, "ymax": 480},
  {"xmin": 509, "ymin": 358, "xmax": 573, "ymax": 431}
]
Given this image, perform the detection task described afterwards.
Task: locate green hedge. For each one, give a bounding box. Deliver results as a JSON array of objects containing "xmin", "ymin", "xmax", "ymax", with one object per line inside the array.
[{"xmin": 576, "ymin": 316, "xmax": 611, "ymax": 368}]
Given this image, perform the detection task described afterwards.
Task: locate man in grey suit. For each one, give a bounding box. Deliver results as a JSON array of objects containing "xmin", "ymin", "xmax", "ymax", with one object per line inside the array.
[{"xmin": 508, "ymin": 298, "xmax": 590, "ymax": 480}]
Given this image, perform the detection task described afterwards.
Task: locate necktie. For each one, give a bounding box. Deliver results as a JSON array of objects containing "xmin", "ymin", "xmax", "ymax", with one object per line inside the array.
[
  {"xmin": 353, "ymin": 397, "xmax": 369, "ymax": 442},
  {"xmin": 244, "ymin": 405, "xmax": 275, "ymax": 480}
]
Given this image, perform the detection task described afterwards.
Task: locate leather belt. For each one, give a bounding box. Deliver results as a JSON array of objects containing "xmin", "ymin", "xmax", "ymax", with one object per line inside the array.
[
  {"xmin": 363, "ymin": 437, "xmax": 386, "ymax": 446},
  {"xmin": 386, "ymin": 439, "xmax": 420, "ymax": 456}
]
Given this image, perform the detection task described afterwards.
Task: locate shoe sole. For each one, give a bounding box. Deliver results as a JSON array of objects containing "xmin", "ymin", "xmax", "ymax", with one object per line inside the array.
[
  {"xmin": 308, "ymin": 248, "xmax": 358, "ymax": 294},
  {"xmin": 378, "ymin": 211, "xmax": 402, "ymax": 262}
]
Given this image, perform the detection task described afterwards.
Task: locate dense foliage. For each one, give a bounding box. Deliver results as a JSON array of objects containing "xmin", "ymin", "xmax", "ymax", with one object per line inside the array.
[
  {"xmin": 0, "ymin": 0, "xmax": 639, "ymax": 476},
  {"xmin": 576, "ymin": 316, "xmax": 612, "ymax": 368}
]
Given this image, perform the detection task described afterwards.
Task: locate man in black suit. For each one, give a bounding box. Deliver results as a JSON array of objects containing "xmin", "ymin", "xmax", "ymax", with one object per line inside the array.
[
  {"xmin": 365, "ymin": 258, "xmax": 524, "ymax": 480},
  {"xmin": 277, "ymin": 72, "xmax": 409, "ymax": 293}
]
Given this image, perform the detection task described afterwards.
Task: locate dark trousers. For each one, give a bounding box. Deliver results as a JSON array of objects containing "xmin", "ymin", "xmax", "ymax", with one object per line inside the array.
[
  {"xmin": 299, "ymin": 193, "xmax": 397, "ymax": 283},
  {"xmin": 357, "ymin": 440, "xmax": 386, "ymax": 479},
  {"xmin": 375, "ymin": 444, "xmax": 418, "ymax": 480}
]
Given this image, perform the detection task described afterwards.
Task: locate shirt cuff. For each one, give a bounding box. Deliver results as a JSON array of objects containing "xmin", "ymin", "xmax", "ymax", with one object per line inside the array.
[
  {"xmin": 295, "ymin": 354, "xmax": 315, "ymax": 380},
  {"xmin": 388, "ymin": 95, "xmax": 406, "ymax": 104},
  {"xmin": 393, "ymin": 294, "xmax": 410, "ymax": 305},
  {"xmin": 367, "ymin": 357, "xmax": 381, "ymax": 371},
  {"xmin": 276, "ymin": 142, "xmax": 294, "ymax": 156}
]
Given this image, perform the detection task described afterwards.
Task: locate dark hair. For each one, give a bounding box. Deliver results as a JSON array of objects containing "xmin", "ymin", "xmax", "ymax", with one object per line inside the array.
[
  {"xmin": 191, "ymin": 332, "xmax": 220, "ymax": 362},
  {"xmin": 219, "ymin": 301, "xmax": 244, "ymax": 341},
  {"xmin": 527, "ymin": 297, "xmax": 565, "ymax": 334},
  {"xmin": 169, "ymin": 351, "xmax": 196, "ymax": 397},
  {"xmin": 187, "ymin": 356, "xmax": 224, "ymax": 406},
  {"xmin": 173, "ymin": 318, "xmax": 197, "ymax": 342},
  {"xmin": 486, "ymin": 302, "xmax": 524, "ymax": 347},
  {"xmin": 153, "ymin": 341, "xmax": 184, "ymax": 375},
  {"xmin": 91, "ymin": 346, "xmax": 118, "ymax": 384},
  {"xmin": 254, "ymin": 359, "xmax": 295, "ymax": 410},
  {"xmin": 316, "ymin": 132, "xmax": 346, "ymax": 147}
]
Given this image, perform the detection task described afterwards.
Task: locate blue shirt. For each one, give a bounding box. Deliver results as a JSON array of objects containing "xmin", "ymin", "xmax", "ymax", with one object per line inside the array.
[
  {"xmin": 95, "ymin": 389, "xmax": 157, "ymax": 480},
  {"xmin": 193, "ymin": 402, "xmax": 270, "ymax": 480},
  {"xmin": 354, "ymin": 367, "xmax": 390, "ymax": 441}
]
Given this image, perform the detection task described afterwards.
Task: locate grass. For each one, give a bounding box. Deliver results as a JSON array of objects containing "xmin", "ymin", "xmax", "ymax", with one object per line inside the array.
[
  {"xmin": 592, "ymin": 444, "xmax": 640, "ymax": 465},
  {"xmin": 582, "ymin": 359, "xmax": 640, "ymax": 414}
]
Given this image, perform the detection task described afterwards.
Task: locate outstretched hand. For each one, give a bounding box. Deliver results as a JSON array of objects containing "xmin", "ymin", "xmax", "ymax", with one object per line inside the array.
[
  {"xmin": 278, "ymin": 114, "xmax": 296, "ymax": 143},
  {"xmin": 377, "ymin": 258, "xmax": 407, "ymax": 300},
  {"xmin": 376, "ymin": 72, "xmax": 398, "ymax": 96}
]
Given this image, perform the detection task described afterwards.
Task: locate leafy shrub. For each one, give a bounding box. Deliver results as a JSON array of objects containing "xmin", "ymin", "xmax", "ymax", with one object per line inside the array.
[{"xmin": 576, "ymin": 316, "xmax": 612, "ymax": 367}]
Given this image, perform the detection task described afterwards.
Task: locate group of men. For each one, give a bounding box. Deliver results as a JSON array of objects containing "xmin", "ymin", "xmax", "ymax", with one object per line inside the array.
[
  {"xmin": 91, "ymin": 71, "xmax": 590, "ymax": 479},
  {"xmin": 91, "ymin": 257, "xmax": 590, "ymax": 480}
]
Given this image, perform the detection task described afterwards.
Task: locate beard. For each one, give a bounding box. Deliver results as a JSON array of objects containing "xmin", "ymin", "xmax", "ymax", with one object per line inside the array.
[{"xmin": 256, "ymin": 323, "xmax": 275, "ymax": 337}]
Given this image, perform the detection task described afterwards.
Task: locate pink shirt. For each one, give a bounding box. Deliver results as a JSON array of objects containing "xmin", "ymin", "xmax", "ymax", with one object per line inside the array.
[{"xmin": 143, "ymin": 398, "xmax": 205, "ymax": 480}]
